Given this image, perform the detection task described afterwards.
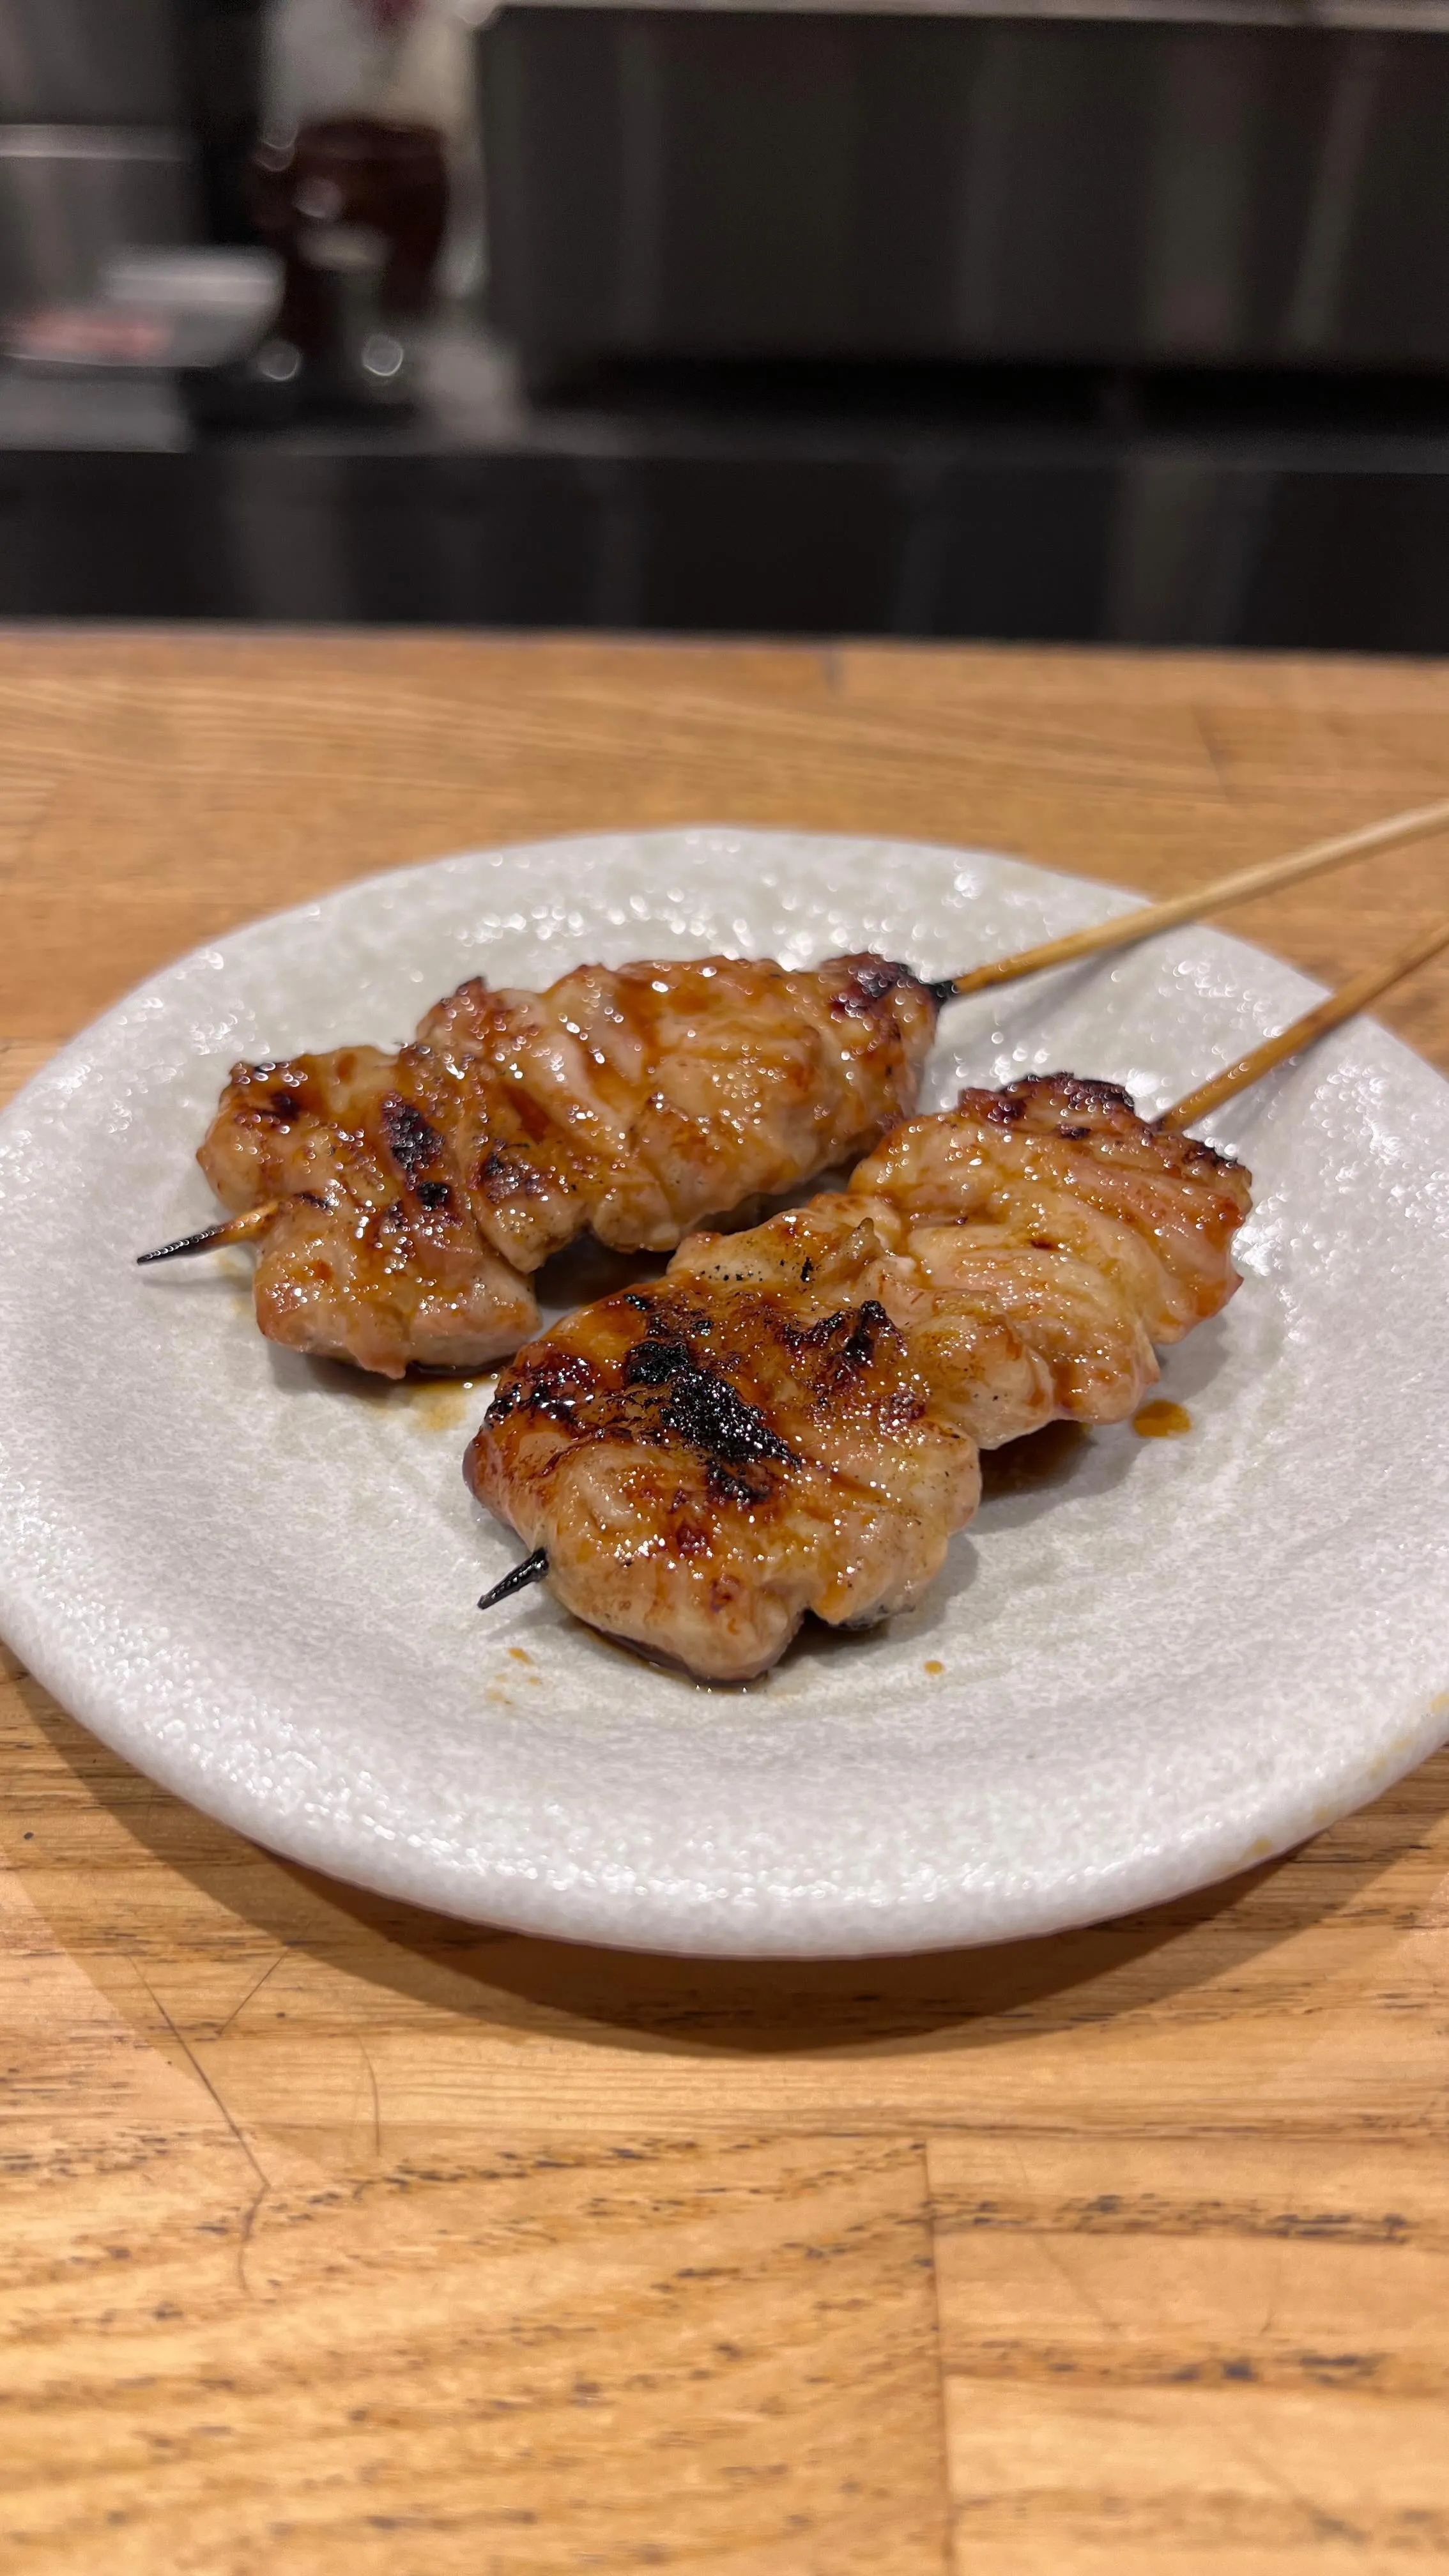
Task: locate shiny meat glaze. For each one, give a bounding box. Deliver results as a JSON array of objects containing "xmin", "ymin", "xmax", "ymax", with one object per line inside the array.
[
  {"xmin": 471, "ymin": 1279, "xmax": 984, "ymax": 1686},
  {"xmin": 466, "ymin": 1076, "xmax": 1253, "ymax": 1680},
  {"xmin": 197, "ymin": 953, "xmax": 939, "ymax": 1379}
]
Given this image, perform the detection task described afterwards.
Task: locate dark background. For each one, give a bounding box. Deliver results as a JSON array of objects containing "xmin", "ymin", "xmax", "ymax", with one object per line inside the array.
[{"xmin": 8, "ymin": 0, "xmax": 1449, "ymax": 648}]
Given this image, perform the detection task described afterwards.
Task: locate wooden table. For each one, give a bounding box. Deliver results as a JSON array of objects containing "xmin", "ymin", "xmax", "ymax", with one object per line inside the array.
[{"xmin": 4, "ymin": 633, "xmax": 1449, "ymax": 2576}]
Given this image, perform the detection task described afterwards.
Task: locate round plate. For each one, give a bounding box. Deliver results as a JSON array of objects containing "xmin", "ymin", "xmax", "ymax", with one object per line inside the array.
[{"xmin": 1, "ymin": 827, "xmax": 1446, "ymax": 1957}]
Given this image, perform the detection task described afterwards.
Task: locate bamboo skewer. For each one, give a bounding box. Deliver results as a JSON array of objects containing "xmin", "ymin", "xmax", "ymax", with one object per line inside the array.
[
  {"xmin": 1163, "ymin": 913, "xmax": 1449, "ymax": 1130},
  {"xmin": 135, "ymin": 1200, "xmax": 282, "ymax": 1265},
  {"xmin": 944, "ymin": 795, "xmax": 1449, "ymax": 1000}
]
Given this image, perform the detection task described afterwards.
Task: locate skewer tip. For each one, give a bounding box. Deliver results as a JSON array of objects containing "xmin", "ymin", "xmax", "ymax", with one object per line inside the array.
[
  {"xmin": 136, "ymin": 1220, "xmax": 243, "ymax": 1266},
  {"xmin": 136, "ymin": 1198, "xmax": 288, "ymax": 1265},
  {"xmin": 478, "ymin": 1547, "xmax": 550, "ymax": 1613}
]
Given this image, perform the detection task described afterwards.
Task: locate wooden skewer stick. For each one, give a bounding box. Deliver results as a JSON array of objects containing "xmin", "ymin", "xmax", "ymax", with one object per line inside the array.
[
  {"xmin": 1162, "ymin": 913, "xmax": 1449, "ymax": 1131},
  {"xmin": 944, "ymin": 796, "xmax": 1449, "ymax": 1001},
  {"xmin": 135, "ymin": 1200, "xmax": 282, "ymax": 1265}
]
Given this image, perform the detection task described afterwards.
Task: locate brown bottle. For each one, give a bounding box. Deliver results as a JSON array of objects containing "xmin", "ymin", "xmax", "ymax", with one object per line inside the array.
[{"xmin": 247, "ymin": 114, "xmax": 448, "ymax": 406}]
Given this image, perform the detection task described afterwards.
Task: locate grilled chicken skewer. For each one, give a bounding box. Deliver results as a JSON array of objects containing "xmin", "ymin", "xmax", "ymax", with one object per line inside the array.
[
  {"xmin": 168, "ymin": 953, "xmax": 942, "ymax": 1378},
  {"xmin": 467, "ymin": 920, "xmax": 1449, "ymax": 1681},
  {"xmin": 468, "ymin": 1075, "xmax": 1249, "ymax": 1678},
  {"xmin": 138, "ymin": 802, "xmax": 1449, "ymax": 1379}
]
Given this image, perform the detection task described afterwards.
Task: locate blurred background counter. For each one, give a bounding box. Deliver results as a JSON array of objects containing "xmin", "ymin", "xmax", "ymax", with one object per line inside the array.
[{"xmin": 7, "ymin": 0, "xmax": 1449, "ymax": 646}]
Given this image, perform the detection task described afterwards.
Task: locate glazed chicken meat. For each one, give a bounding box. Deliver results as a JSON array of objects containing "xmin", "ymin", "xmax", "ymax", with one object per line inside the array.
[
  {"xmin": 466, "ymin": 1075, "xmax": 1253, "ymax": 1680},
  {"xmin": 190, "ymin": 952, "xmax": 941, "ymax": 1377}
]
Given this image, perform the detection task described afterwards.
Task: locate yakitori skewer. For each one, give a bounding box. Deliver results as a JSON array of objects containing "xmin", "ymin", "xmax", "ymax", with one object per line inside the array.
[
  {"xmin": 139, "ymin": 799, "xmax": 1449, "ymax": 1381},
  {"xmin": 468, "ymin": 917, "xmax": 1449, "ymax": 1679}
]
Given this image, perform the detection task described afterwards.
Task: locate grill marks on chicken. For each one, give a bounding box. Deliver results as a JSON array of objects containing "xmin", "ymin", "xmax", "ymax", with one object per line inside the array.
[
  {"xmin": 195, "ymin": 953, "xmax": 939, "ymax": 1378},
  {"xmin": 475, "ymin": 1276, "xmax": 975, "ymax": 1683},
  {"xmin": 197, "ymin": 1046, "xmax": 539, "ymax": 1377},
  {"xmin": 466, "ymin": 1075, "xmax": 1252, "ymax": 1680}
]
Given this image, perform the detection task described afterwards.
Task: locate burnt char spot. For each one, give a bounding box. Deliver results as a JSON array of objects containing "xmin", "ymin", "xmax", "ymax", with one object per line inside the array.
[
  {"xmin": 1059, "ymin": 1124, "xmax": 1091, "ymax": 1140},
  {"xmin": 614, "ymin": 1315, "xmax": 801, "ymax": 1503},
  {"xmin": 380, "ymin": 1094, "xmax": 443, "ymax": 1183},
  {"xmin": 415, "ymin": 1179, "xmax": 452, "ymax": 1211},
  {"xmin": 1039, "ymin": 1073, "xmax": 1136, "ymax": 1116},
  {"xmin": 1183, "ymin": 1135, "xmax": 1241, "ymax": 1174},
  {"xmin": 477, "ymin": 1144, "xmax": 549, "ymax": 1200},
  {"xmin": 830, "ymin": 954, "xmax": 924, "ymax": 1018},
  {"xmin": 487, "ymin": 1347, "xmax": 599, "ymax": 1426},
  {"xmin": 841, "ymin": 1299, "xmax": 891, "ymax": 1370},
  {"xmin": 979, "ymin": 1073, "xmax": 1140, "ymax": 1126},
  {"xmin": 623, "ymin": 1330, "xmax": 799, "ymax": 1476},
  {"xmin": 270, "ymin": 1086, "xmax": 303, "ymax": 1120},
  {"xmin": 786, "ymin": 1297, "xmax": 900, "ymax": 1395},
  {"xmin": 794, "ymin": 1308, "xmax": 846, "ymax": 1350},
  {"xmin": 792, "ymin": 1298, "xmax": 892, "ymax": 1363},
  {"xmin": 623, "ymin": 1336, "xmax": 690, "ymax": 1388}
]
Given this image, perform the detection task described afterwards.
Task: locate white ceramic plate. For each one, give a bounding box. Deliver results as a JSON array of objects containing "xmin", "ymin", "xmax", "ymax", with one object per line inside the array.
[{"xmin": 1, "ymin": 828, "xmax": 1447, "ymax": 1957}]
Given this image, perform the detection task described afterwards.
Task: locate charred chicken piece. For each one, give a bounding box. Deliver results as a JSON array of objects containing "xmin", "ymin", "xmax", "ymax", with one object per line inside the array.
[
  {"xmin": 192, "ymin": 953, "xmax": 939, "ymax": 1379},
  {"xmin": 466, "ymin": 1076, "xmax": 1253, "ymax": 1681}
]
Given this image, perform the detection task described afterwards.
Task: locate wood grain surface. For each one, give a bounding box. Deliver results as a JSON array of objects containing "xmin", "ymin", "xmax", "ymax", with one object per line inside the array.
[{"xmin": 2, "ymin": 631, "xmax": 1448, "ymax": 2576}]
